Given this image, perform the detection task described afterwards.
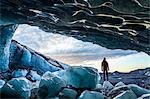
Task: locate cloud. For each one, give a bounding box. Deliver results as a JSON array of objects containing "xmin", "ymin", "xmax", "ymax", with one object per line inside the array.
[
  {"xmin": 13, "ymin": 24, "xmax": 137, "ymax": 56},
  {"xmin": 68, "ymin": 52, "xmax": 149, "ymax": 72}
]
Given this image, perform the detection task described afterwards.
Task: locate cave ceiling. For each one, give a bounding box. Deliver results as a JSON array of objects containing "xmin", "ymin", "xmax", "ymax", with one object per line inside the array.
[{"xmin": 0, "ymin": 0, "xmax": 150, "ymax": 55}]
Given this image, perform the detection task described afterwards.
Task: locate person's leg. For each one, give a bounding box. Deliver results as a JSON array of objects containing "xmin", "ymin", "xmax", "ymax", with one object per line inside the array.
[
  {"xmin": 103, "ymin": 70, "xmax": 106, "ymax": 81},
  {"xmin": 106, "ymin": 70, "xmax": 108, "ymax": 81}
]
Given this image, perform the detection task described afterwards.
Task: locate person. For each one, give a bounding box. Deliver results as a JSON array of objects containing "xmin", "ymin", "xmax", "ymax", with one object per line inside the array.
[{"xmin": 101, "ymin": 57, "xmax": 109, "ymax": 81}]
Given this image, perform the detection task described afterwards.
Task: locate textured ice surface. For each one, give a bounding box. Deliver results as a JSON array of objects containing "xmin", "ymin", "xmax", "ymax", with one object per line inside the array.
[
  {"xmin": 108, "ymin": 85, "xmax": 130, "ymax": 98},
  {"xmin": 144, "ymin": 71, "xmax": 150, "ymax": 76},
  {"xmin": 115, "ymin": 82, "xmax": 125, "ymax": 87},
  {"xmin": 1, "ymin": 0, "xmax": 150, "ymax": 55},
  {"xmin": 96, "ymin": 84, "xmax": 103, "ymax": 89},
  {"xmin": 32, "ymin": 81, "xmax": 40, "ymax": 89},
  {"xmin": 138, "ymin": 93, "xmax": 150, "ymax": 99},
  {"xmin": 78, "ymin": 90, "xmax": 105, "ymax": 99},
  {"xmin": 52, "ymin": 70, "xmax": 66, "ymax": 77},
  {"xmin": 58, "ymin": 62, "xmax": 70, "ymax": 69},
  {"xmin": 0, "ymin": 79, "xmax": 5, "ymax": 89},
  {"xmin": 10, "ymin": 41, "xmax": 60, "ymax": 74},
  {"xmin": 102, "ymin": 81, "xmax": 114, "ymax": 91},
  {"xmin": 64, "ymin": 66, "xmax": 100, "ymax": 89},
  {"xmin": 113, "ymin": 90, "xmax": 137, "ymax": 99},
  {"xmin": 128, "ymin": 84, "xmax": 150, "ymax": 97},
  {"xmin": 12, "ymin": 69, "xmax": 28, "ymax": 78},
  {"xmin": 20, "ymin": 47, "xmax": 32, "ymax": 66},
  {"xmin": 30, "ymin": 53, "xmax": 60, "ymax": 74},
  {"xmin": 1, "ymin": 77, "xmax": 32, "ymax": 98},
  {"xmin": 0, "ymin": 24, "xmax": 17, "ymax": 72},
  {"xmin": 59, "ymin": 88, "xmax": 77, "ymax": 99},
  {"xmin": 38, "ymin": 71, "xmax": 66, "ymax": 98},
  {"xmin": 28, "ymin": 70, "xmax": 41, "ymax": 81}
]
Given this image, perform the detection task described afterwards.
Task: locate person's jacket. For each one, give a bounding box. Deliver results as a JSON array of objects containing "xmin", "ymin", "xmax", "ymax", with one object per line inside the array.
[{"xmin": 101, "ymin": 60, "xmax": 109, "ymax": 71}]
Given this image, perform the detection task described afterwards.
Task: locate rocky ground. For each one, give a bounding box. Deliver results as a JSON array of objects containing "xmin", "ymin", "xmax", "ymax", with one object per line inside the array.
[
  {"xmin": 0, "ymin": 66, "xmax": 150, "ymax": 99},
  {"xmin": 100, "ymin": 68, "xmax": 150, "ymax": 89}
]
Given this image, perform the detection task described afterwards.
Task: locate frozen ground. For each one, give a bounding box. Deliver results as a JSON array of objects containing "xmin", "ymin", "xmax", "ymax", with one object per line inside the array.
[
  {"xmin": 100, "ymin": 68, "xmax": 150, "ymax": 89},
  {"xmin": 1, "ymin": 66, "xmax": 150, "ymax": 99}
]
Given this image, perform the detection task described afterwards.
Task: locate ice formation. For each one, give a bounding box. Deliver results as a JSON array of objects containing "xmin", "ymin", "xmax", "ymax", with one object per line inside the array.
[
  {"xmin": 63, "ymin": 66, "xmax": 100, "ymax": 89},
  {"xmin": 38, "ymin": 71, "xmax": 66, "ymax": 98},
  {"xmin": 113, "ymin": 90, "xmax": 137, "ymax": 99},
  {"xmin": 1, "ymin": 77, "xmax": 32, "ymax": 98},
  {"xmin": 59, "ymin": 88, "xmax": 78, "ymax": 99},
  {"xmin": 78, "ymin": 90, "xmax": 105, "ymax": 99},
  {"xmin": 12, "ymin": 69, "xmax": 28, "ymax": 78}
]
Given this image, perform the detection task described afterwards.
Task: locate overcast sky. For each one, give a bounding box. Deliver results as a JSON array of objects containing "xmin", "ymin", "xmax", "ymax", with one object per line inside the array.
[{"xmin": 13, "ymin": 24, "xmax": 150, "ymax": 72}]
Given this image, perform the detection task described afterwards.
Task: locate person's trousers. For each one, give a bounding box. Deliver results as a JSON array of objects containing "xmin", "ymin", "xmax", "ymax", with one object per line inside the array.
[{"xmin": 103, "ymin": 70, "xmax": 108, "ymax": 81}]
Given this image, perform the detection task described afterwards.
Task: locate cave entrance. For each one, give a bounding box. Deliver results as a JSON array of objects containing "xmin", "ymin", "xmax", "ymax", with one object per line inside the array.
[{"xmin": 12, "ymin": 24, "xmax": 149, "ymax": 72}]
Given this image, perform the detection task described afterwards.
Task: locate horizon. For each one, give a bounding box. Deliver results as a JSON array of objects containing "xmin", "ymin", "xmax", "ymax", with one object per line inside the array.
[
  {"xmin": 49, "ymin": 52, "xmax": 149, "ymax": 72},
  {"xmin": 13, "ymin": 24, "xmax": 150, "ymax": 72}
]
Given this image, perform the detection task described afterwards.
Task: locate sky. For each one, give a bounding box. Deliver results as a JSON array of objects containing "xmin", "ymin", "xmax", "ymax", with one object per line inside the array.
[{"xmin": 13, "ymin": 24, "xmax": 150, "ymax": 72}]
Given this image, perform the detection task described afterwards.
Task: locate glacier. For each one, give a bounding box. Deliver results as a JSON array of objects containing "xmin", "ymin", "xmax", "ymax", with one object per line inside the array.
[{"xmin": 9, "ymin": 40, "xmax": 63, "ymax": 74}]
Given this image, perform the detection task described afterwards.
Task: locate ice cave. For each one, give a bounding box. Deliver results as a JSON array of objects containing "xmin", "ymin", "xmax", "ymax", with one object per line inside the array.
[{"xmin": 0, "ymin": 0, "xmax": 150, "ymax": 99}]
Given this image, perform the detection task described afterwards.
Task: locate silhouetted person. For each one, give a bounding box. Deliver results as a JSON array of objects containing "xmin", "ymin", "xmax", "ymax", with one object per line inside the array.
[{"xmin": 101, "ymin": 57, "xmax": 109, "ymax": 81}]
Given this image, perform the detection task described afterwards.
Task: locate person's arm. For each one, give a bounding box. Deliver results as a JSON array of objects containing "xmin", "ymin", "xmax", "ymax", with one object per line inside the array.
[
  {"xmin": 101, "ymin": 62, "xmax": 104, "ymax": 71},
  {"xmin": 107, "ymin": 62, "xmax": 109, "ymax": 71}
]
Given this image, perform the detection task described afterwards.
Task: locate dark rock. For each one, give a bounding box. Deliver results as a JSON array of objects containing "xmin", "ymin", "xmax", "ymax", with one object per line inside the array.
[
  {"xmin": 137, "ymin": 0, "xmax": 150, "ymax": 8},
  {"xmin": 120, "ymin": 23, "xmax": 146, "ymax": 31},
  {"xmin": 62, "ymin": 0, "xmax": 75, "ymax": 3},
  {"xmin": 87, "ymin": 0, "xmax": 108, "ymax": 7},
  {"xmin": 111, "ymin": 0, "xmax": 150, "ymax": 14},
  {"xmin": 73, "ymin": 10, "xmax": 124, "ymax": 25},
  {"xmin": 77, "ymin": 0, "xmax": 90, "ymax": 7},
  {"xmin": 90, "ymin": 5, "xmax": 122, "ymax": 16}
]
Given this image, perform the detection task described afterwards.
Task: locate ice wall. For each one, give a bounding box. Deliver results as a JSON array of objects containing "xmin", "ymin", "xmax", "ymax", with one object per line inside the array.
[
  {"xmin": 0, "ymin": 24, "xmax": 18, "ymax": 72},
  {"xmin": 9, "ymin": 40, "xmax": 69, "ymax": 74}
]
